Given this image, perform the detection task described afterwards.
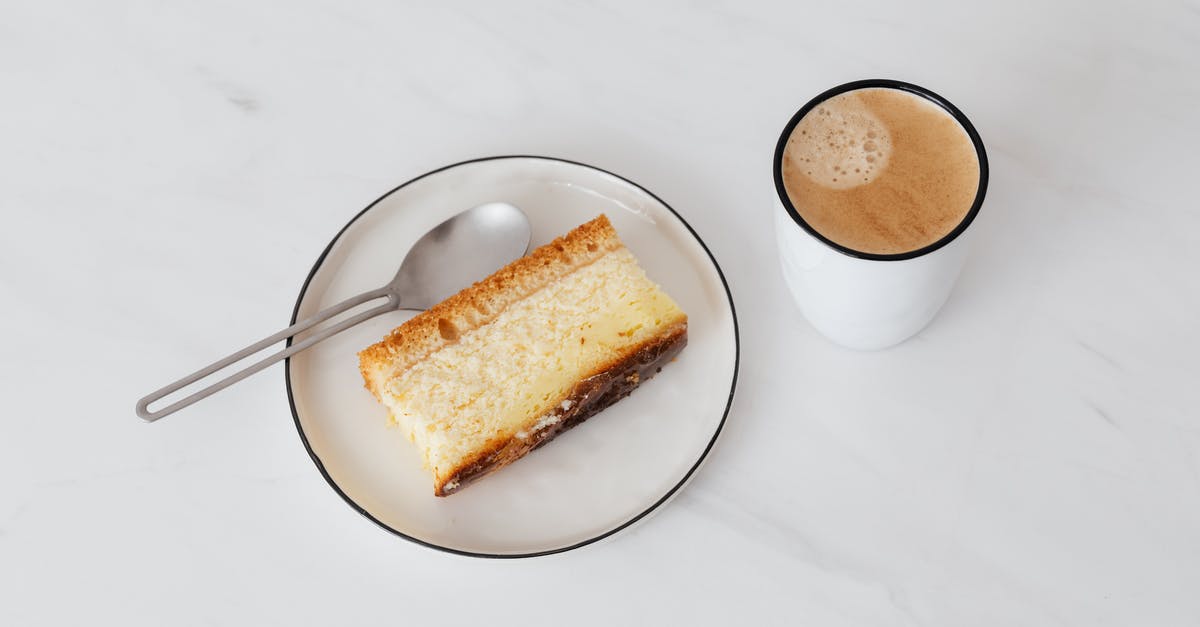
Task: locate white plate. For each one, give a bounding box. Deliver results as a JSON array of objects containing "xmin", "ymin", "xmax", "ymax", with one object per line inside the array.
[{"xmin": 285, "ymin": 156, "xmax": 738, "ymax": 557}]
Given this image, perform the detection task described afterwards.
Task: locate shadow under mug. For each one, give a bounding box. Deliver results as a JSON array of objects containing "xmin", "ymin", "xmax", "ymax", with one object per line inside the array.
[{"xmin": 772, "ymin": 79, "xmax": 989, "ymax": 350}]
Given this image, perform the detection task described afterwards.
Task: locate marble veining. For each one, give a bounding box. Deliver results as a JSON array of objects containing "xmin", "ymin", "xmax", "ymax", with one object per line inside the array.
[{"xmin": 2, "ymin": 0, "xmax": 1198, "ymax": 625}]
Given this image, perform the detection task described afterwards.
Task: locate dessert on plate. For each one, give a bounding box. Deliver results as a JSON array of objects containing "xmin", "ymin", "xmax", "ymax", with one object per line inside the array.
[{"xmin": 359, "ymin": 214, "xmax": 687, "ymax": 496}]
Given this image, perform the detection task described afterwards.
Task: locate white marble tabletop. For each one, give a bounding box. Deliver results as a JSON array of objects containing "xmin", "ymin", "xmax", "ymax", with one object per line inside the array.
[{"xmin": 3, "ymin": 1, "xmax": 1198, "ymax": 624}]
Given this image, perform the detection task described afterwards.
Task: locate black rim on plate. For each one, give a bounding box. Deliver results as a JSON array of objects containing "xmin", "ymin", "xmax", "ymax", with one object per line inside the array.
[
  {"xmin": 772, "ymin": 78, "xmax": 990, "ymax": 261},
  {"xmin": 284, "ymin": 155, "xmax": 740, "ymax": 558}
]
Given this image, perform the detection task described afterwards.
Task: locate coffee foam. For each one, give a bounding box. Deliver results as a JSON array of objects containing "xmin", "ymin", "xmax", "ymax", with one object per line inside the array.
[{"xmin": 787, "ymin": 98, "xmax": 891, "ymax": 190}]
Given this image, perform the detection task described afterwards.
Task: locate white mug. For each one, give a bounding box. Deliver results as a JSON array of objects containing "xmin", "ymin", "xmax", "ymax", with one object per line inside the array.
[{"xmin": 772, "ymin": 79, "xmax": 989, "ymax": 350}]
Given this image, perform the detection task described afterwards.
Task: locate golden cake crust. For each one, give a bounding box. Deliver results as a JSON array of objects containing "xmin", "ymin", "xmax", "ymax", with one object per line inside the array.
[{"xmin": 358, "ymin": 215, "xmax": 624, "ymax": 401}]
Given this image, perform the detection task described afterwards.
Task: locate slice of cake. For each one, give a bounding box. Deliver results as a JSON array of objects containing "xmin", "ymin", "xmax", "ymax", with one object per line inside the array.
[{"xmin": 358, "ymin": 214, "xmax": 687, "ymax": 496}]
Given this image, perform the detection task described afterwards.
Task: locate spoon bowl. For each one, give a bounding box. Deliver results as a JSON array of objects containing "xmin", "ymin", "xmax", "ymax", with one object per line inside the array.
[{"xmin": 391, "ymin": 202, "xmax": 532, "ymax": 309}]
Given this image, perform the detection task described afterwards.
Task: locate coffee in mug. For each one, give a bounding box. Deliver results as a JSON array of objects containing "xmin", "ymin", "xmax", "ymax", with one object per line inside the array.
[{"xmin": 779, "ymin": 88, "xmax": 980, "ymax": 256}]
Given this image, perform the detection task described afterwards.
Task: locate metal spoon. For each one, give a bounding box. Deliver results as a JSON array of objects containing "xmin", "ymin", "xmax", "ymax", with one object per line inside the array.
[{"xmin": 136, "ymin": 202, "xmax": 532, "ymax": 422}]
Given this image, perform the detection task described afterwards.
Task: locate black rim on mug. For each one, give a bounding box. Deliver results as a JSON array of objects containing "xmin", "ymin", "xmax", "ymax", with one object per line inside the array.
[{"xmin": 772, "ymin": 79, "xmax": 990, "ymax": 262}]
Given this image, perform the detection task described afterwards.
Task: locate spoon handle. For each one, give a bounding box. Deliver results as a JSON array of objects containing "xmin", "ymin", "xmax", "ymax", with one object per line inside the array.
[{"xmin": 136, "ymin": 288, "xmax": 395, "ymax": 422}]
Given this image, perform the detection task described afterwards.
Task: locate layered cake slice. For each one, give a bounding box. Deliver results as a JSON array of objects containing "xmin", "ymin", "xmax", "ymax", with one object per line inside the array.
[{"xmin": 358, "ymin": 215, "xmax": 688, "ymax": 496}]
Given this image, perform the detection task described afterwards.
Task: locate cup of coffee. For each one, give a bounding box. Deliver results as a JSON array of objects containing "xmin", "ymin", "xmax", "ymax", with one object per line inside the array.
[{"xmin": 773, "ymin": 79, "xmax": 989, "ymax": 350}]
